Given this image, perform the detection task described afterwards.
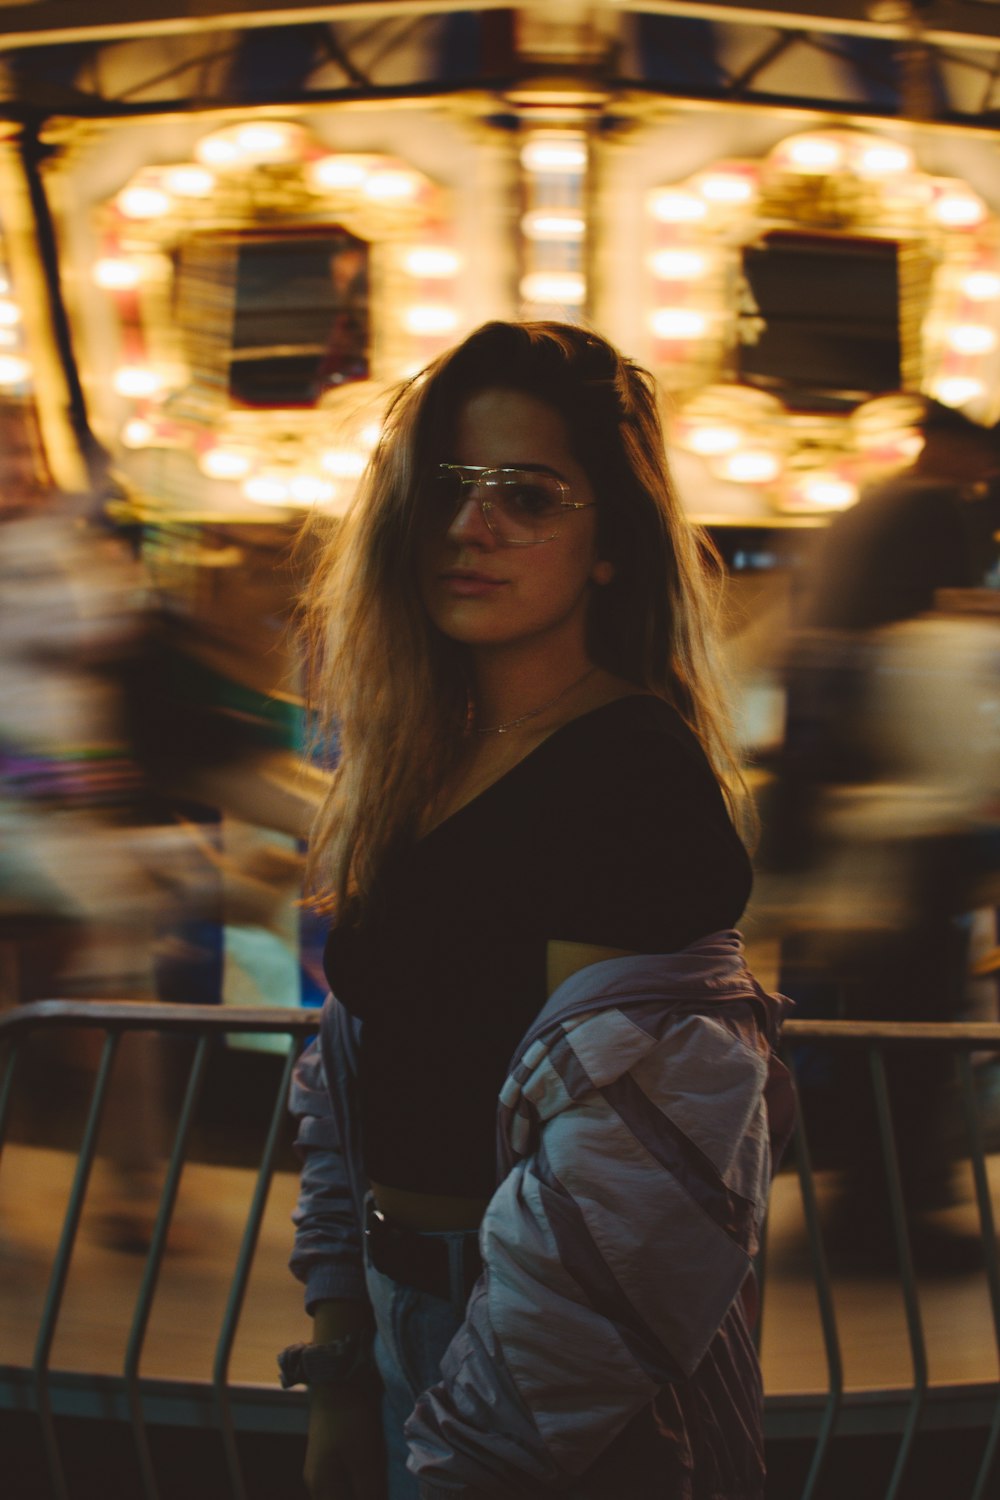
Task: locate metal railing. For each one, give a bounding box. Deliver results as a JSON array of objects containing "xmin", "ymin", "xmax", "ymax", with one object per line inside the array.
[{"xmin": 1, "ymin": 1001, "xmax": 1000, "ymax": 1500}]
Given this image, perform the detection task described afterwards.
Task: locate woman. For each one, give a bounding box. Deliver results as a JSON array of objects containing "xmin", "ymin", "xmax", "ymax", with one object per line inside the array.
[{"xmin": 284, "ymin": 321, "xmax": 792, "ymax": 1500}]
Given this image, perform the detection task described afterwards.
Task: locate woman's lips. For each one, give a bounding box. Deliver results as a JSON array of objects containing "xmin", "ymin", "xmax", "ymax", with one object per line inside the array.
[{"xmin": 438, "ymin": 571, "xmax": 507, "ymax": 598}]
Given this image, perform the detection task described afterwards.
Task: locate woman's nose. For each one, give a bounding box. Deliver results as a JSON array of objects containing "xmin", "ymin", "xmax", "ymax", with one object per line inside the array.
[{"xmin": 446, "ymin": 490, "xmax": 494, "ymax": 544}]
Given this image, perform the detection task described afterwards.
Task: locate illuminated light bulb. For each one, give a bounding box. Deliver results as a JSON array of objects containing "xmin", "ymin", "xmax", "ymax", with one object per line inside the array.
[
  {"xmin": 309, "ymin": 155, "xmax": 369, "ymax": 191},
  {"xmin": 121, "ymin": 418, "xmax": 154, "ymax": 449},
  {"xmin": 118, "ymin": 185, "xmax": 172, "ymax": 220},
  {"xmin": 196, "ymin": 134, "xmax": 241, "ymax": 167},
  {"xmin": 522, "ymin": 209, "xmax": 586, "ymax": 241},
  {"xmin": 932, "ymin": 191, "xmax": 986, "ymax": 228},
  {"xmin": 783, "ymin": 136, "xmax": 844, "ymax": 173},
  {"xmin": 520, "ymin": 135, "xmax": 587, "ymax": 174},
  {"xmin": 94, "ymin": 258, "xmax": 142, "ymax": 290},
  {"xmin": 0, "ymin": 300, "xmax": 20, "ymax": 327},
  {"xmin": 163, "ymin": 165, "xmax": 215, "ymax": 198},
  {"xmin": 801, "ymin": 475, "xmax": 858, "ymax": 509},
  {"xmin": 945, "ymin": 323, "xmax": 997, "ymax": 355},
  {"xmin": 359, "ymin": 422, "xmax": 382, "ymax": 450},
  {"xmin": 718, "ymin": 449, "xmax": 781, "ymax": 484},
  {"xmin": 699, "ymin": 173, "xmax": 754, "ymax": 204},
  {"xmin": 932, "ymin": 375, "xmax": 985, "ymax": 407},
  {"xmin": 648, "ymin": 249, "xmax": 708, "ymax": 280},
  {"xmin": 650, "ymin": 308, "xmax": 708, "ymax": 339},
  {"xmin": 404, "ymin": 305, "xmax": 459, "ymax": 336},
  {"xmin": 244, "ymin": 474, "xmax": 290, "ymax": 506},
  {"xmin": 199, "ymin": 447, "xmax": 253, "ymax": 481},
  {"xmin": 364, "ymin": 170, "xmax": 420, "ymax": 202},
  {"xmin": 235, "ymin": 121, "xmax": 299, "ymax": 161},
  {"xmin": 113, "ymin": 365, "xmax": 162, "ymax": 398},
  {"xmin": 520, "ymin": 271, "xmax": 586, "ymax": 305},
  {"xmin": 648, "ymin": 190, "xmax": 707, "ymax": 224},
  {"xmin": 0, "ymin": 355, "xmax": 29, "ymax": 385},
  {"xmin": 960, "ymin": 271, "xmax": 1000, "ymax": 301},
  {"xmin": 320, "ymin": 448, "xmax": 366, "ymax": 478},
  {"xmin": 856, "ymin": 141, "xmax": 913, "ymax": 177},
  {"xmin": 288, "ymin": 474, "xmax": 335, "ymax": 506},
  {"xmin": 404, "ymin": 247, "xmax": 461, "ymax": 278},
  {"xmin": 686, "ymin": 424, "xmax": 742, "ymax": 456}
]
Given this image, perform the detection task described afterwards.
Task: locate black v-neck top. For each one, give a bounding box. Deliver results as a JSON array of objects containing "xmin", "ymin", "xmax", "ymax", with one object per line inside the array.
[{"xmin": 323, "ymin": 694, "xmax": 753, "ymax": 1196}]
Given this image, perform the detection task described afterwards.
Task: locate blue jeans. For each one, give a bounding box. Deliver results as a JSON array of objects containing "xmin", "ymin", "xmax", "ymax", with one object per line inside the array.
[{"xmin": 363, "ymin": 1216, "xmax": 469, "ymax": 1500}]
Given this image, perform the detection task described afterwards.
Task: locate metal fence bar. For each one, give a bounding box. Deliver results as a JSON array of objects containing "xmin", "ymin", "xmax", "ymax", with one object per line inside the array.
[
  {"xmin": 212, "ymin": 1036, "xmax": 301, "ymax": 1500},
  {"xmin": 123, "ymin": 1033, "xmax": 212, "ymax": 1500},
  {"xmin": 957, "ymin": 1051, "xmax": 1000, "ymax": 1500},
  {"xmin": 0, "ymin": 1035, "xmax": 20, "ymax": 1164},
  {"xmin": 32, "ymin": 1029, "xmax": 122, "ymax": 1500},
  {"xmin": 786, "ymin": 1057, "xmax": 843, "ymax": 1500},
  {"xmin": 868, "ymin": 1045, "xmax": 929, "ymax": 1500}
]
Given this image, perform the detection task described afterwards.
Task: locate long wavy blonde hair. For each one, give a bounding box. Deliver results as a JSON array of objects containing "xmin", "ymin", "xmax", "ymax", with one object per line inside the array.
[{"xmin": 300, "ymin": 320, "xmax": 749, "ymax": 918}]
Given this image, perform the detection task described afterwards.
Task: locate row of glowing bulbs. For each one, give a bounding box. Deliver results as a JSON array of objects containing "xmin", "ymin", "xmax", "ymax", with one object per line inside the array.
[
  {"xmin": 123, "ymin": 415, "xmax": 382, "ymax": 509},
  {"xmin": 0, "ymin": 272, "xmax": 30, "ymax": 387}
]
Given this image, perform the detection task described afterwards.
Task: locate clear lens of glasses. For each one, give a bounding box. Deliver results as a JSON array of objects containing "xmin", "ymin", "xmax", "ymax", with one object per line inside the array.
[{"xmin": 429, "ymin": 466, "xmax": 568, "ymax": 544}]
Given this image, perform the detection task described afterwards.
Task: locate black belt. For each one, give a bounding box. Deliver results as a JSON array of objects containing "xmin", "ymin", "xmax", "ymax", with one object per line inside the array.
[{"xmin": 364, "ymin": 1197, "xmax": 483, "ymax": 1303}]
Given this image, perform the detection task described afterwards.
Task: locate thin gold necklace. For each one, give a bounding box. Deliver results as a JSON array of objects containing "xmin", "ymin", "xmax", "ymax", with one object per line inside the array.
[{"xmin": 475, "ymin": 665, "xmax": 598, "ymax": 735}]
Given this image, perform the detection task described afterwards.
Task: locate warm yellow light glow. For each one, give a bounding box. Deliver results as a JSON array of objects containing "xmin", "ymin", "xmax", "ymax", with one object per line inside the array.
[
  {"xmin": 717, "ymin": 449, "xmax": 781, "ymax": 483},
  {"xmin": 686, "ymin": 424, "xmax": 742, "ymax": 456},
  {"xmin": 0, "ymin": 274, "xmax": 9, "ymax": 295},
  {"xmin": 520, "ymin": 135, "xmax": 587, "ymax": 174},
  {"xmin": 784, "ymin": 136, "xmax": 844, "ymax": 173},
  {"xmin": 648, "ymin": 190, "xmax": 707, "ymax": 224},
  {"xmin": 0, "ymin": 328, "xmax": 17, "ymax": 347},
  {"xmin": 244, "ymin": 474, "xmax": 290, "ymax": 506},
  {"xmin": 196, "ymin": 135, "xmax": 241, "ymax": 167},
  {"xmin": 931, "ymin": 375, "xmax": 984, "ymax": 406},
  {"xmin": 118, "ymin": 185, "xmax": 171, "ymax": 220},
  {"xmin": 360, "ymin": 422, "xmax": 382, "ymax": 450},
  {"xmin": 94, "ymin": 258, "xmax": 142, "ymax": 290},
  {"xmin": 121, "ymin": 418, "xmax": 154, "ymax": 448},
  {"xmin": 856, "ymin": 142, "xmax": 913, "ymax": 177},
  {"xmin": 801, "ymin": 475, "xmax": 858, "ymax": 509},
  {"xmin": 113, "ymin": 366, "xmax": 162, "ymax": 398},
  {"xmin": 404, "ymin": 305, "xmax": 459, "ymax": 336},
  {"xmin": 320, "ymin": 448, "xmax": 366, "ymax": 478},
  {"xmin": 932, "ymin": 191, "xmax": 986, "ymax": 228},
  {"xmin": 404, "ymin": 247, "xmax": 461, "ymax": 278},
  {"xmin": 364, "ymin": 170, "xmax": 420, "ymax": 202},
  {"xmin": 650, "ymin": 308, "xmax": 708, "ymax": 339},
  {"xmin": 945, "ymin": 323, "xmax": 997, "ymax": 355},
  {"xmin": 199, "ymin": 447, "xmax": 253, "ymax": 481},
  {"xmin": 699, "ymin": 173, "xmax": 754, "ymax": 204},
  {"xmin": 0, "ymin": 300, "xmax": 20, "ymax": 327},
  {"xmin": 235, "ymin": 121, "xmax": 299, "ymax": 161},
  {"xmin": 0, "ymin": 355, "xmax": 29, "ymax": 386},
  {"xmin": 288, "ymin": 474, "xmax": 335, "ymax": 506},
  {"xmin": 520, "ymin": 271, "xmax": 586, "ymax": 305},
  {"xmin": 960, "ymin": 271, "xmax": 1000, "ymax": 301},
  {"xmin": 163, "ymin": 165, "xmax": 215, "ymax": 198},
  {"xmin": 521, "ymin": 210, "xmax": 586, "ymax": 240},
  {"xmin": 648, "ymin": 249, "xmax": 708, "ymax": 280},
  {"xmin": 309, "ymin": 155, "xmax": 369, "ymax": 191}
]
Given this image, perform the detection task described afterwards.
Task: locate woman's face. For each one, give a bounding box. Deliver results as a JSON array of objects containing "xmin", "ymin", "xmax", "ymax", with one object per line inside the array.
[{"xmin": 417, "ymin": 387, "xmax": 609, "ymax": 654}]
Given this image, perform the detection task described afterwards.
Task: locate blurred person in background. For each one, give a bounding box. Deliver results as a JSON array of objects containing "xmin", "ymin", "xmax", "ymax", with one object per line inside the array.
[{"xmin": 764, "ymin": 396, "xmax": 1000, "ymax": 1266}]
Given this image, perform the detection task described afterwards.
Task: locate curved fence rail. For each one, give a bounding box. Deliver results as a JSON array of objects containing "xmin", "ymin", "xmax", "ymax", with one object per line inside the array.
[{"xmin": 1, "ymin": 1002, "xmax": 999, "ymax": 1500}]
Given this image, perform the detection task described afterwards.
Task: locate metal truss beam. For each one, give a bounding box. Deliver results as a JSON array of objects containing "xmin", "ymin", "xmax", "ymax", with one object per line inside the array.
[
  {"xmin": 0, "ymin": 0, "xmax": 509, "ymax": 52},
  {"xmin": 626, "ymin": 0, "xmax": 1000, "ymax": 54}
]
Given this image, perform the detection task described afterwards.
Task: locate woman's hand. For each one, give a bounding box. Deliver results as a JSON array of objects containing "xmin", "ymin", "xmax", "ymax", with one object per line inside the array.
[{"xmin": 304, "ymin": 1383, "xmax": 386, "ymax": 1500}]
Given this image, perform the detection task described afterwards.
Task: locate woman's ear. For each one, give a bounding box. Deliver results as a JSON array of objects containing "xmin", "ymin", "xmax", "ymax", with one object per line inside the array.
[{"xmin": 591, "ymin": 558, "xmax": 615, "ymax": 585}]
